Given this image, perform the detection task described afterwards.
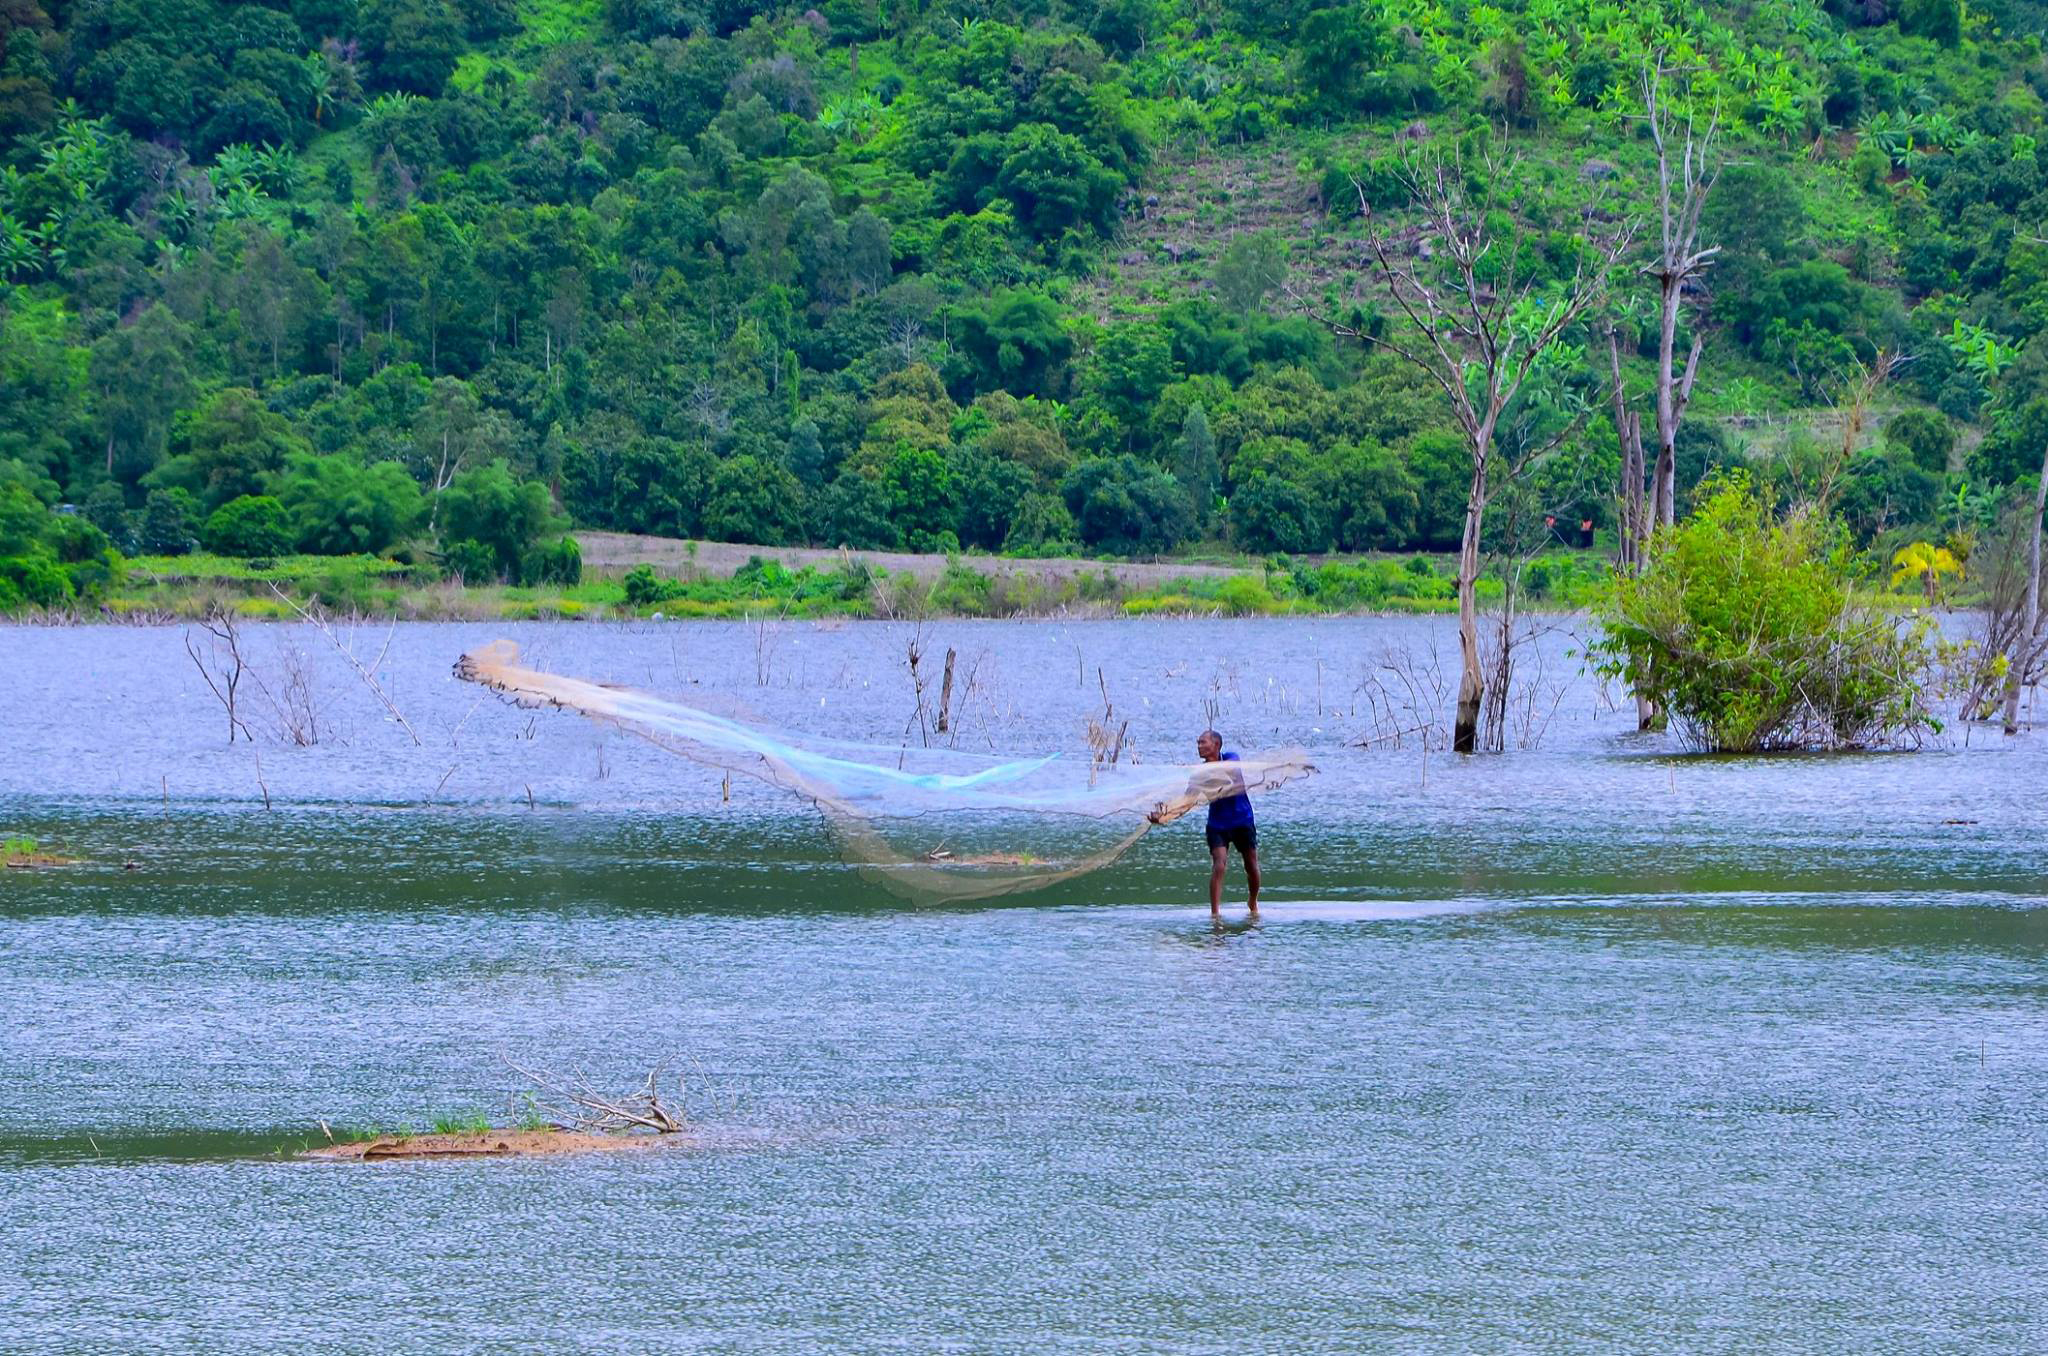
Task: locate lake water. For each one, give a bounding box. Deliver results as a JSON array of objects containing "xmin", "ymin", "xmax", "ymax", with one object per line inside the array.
[{"xmin": 3, "ymin": 618, "xmax": 2044, "ymax": 1352}]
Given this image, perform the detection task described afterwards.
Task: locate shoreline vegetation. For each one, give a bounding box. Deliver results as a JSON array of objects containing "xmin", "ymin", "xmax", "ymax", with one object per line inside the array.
[{"xmin": 0, "ymin": 530, "xmax": 1846, "ymax": 622}]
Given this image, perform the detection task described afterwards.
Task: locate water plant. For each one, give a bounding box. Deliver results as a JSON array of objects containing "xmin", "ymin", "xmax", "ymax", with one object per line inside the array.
[
  {"xmin": 1593, "ymin": 475, "xmax": 1940, "ymax": 752},
  {"xmin": 430, "ymin": 1111, "xmax": 494, "ymax": 1136}
]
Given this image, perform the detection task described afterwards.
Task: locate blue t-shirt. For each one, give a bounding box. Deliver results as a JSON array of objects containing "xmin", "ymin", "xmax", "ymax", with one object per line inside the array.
[{"xmin": 1205, "ymin": 751, "xmax": 1255, "ymax": 831}]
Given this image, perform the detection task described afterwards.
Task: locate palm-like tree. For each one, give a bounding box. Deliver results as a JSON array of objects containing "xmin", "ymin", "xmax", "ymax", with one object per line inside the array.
[
  {"xmin": 306, "ymin": 55, "xmax": 335, "ymax": 125},
  {"xmin": 1891, "ymin": 541, "xmax": 1962, "ymax": 604}
]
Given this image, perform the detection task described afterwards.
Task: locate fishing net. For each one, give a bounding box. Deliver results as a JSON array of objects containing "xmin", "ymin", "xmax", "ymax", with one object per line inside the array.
[{"xmin": 454, "ymin": 640, "xmax": 1315, "ymax": 902}]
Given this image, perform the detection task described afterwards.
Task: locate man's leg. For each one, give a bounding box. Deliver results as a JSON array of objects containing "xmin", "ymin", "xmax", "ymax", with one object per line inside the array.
[
  {"xmin": 1242, "ymin": 843, "xmax": 1261, "ymax": 913},
  {"xmin": 1209, "ymin": 843, "xmax": 1228, "ymax": 914}
]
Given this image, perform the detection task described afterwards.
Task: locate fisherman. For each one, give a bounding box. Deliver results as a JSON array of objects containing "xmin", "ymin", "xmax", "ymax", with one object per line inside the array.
[{"xmin": 1150, "ymin": 729, "xmax": 1260, "ymax": 916}]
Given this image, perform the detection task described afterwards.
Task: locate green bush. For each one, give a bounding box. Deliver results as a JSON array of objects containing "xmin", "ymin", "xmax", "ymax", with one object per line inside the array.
[
  {"xmin": 1217, "ymin": 574, "xmax": 1278, "ymax": 615},
  {"xmin": 440, "ymin": 460, "xmax": 558, "ymax": 576},
  {"xmin": 138, "ymin": 488, "xmax": 199, "ymax": 556},
  {"xmin": 1885, "ymin": 409, "xmax": 1955, "ymax": 474},
  {"xmin": 202, "ymin": 495, "xmax": 295, "ymax": 556},
  {"xmin": 43, "ymin": 514, "xmax": 111, "ymax": 563},
  {"xmin": 622, "ymin": 562, "xmax": 681, "ymax": 606},
  {"xmin": 442, "ymin": 537, "xmax": 499, "ymax": 583},
  {"xmin": 1592, "ymin": 477, "xmax": 1937, "ymax": 752},
  {"xmin": 275, "ymin": 455, "xmax": 423, "ymax": 556},
  {"xmin": 930, "ymin": 560, "xmax": 996, "ymax": 616},
  {"xmin": 63, "ymin": 549, "xmax": 123, "ymax": 603},
  {"xmin": 526, "ymin": 535, "xmax": 582, "ymax": 586},
  {"xmin": 0, "ymin": 554, "xmax": 74, "ymax": 608}
]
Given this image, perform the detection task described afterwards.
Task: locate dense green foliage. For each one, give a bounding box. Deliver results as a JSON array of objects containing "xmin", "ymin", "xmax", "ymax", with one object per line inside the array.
[
  {"xmin": 7, "ymin": 0, "xmax": 2048, "ymax": 605},
  {"xmin": 1592, "ymin": 478, "xmax": 1938, "ymax": 750}
]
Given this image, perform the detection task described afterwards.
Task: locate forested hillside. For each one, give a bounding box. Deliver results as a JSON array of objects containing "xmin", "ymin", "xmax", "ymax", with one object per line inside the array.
[{"xmin": 5, "ymin": 0, "xmax": 2048, "ymax": 608}]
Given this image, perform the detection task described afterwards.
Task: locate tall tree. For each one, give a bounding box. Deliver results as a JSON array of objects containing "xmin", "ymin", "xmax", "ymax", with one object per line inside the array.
[
  {"xmin": 2001, "ymin": 444, "xmax": 2047, "ymax": 734},
  {"xmin": 1303, "ymin": 149, "xmax": 1631, "ymax": 752},
  {"xmin": 89, "ymin": 305, "xmax": 196, "ymax": 486},
  {"xmin": 1614, "ymin": 60, "xmax": 1722, "ymax": 559},
  {"xmin": 1174, "ymin": 403, "xmax": 1220, "ymax": 520},
  {"xmin": 1607, "ymin": 61, "xmax": 1720, "ymax": 730}
]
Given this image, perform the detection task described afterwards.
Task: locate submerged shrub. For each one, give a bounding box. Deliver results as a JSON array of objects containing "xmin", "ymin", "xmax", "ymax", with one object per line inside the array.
[{"xmin": 1592, "ymin": 476, "xmax": 1938, "ymax": 752}]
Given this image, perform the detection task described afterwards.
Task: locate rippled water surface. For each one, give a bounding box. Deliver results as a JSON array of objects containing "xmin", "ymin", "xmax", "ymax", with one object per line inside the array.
[{"xmin": 3, "ymin": 619, "xmax": 2044, "ymax": 1352}]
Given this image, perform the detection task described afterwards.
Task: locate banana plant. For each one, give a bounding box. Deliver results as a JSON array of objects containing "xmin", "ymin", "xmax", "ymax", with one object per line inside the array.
[
  {"xmin": 156, "ymin": 188, "xmax": 196, "ymax": 243},
  {"xmin": 306, "ymin": 54, "xmax": 334, "ymax": 124},
  {"xmin": 254, "ymin": 145, "xmax": 300, "ymax": 196},
  {"xmin": 1945, "ymin": 319, "xmax": 2023, "ymax": 383},
  {"xmin": 0, "ymin": 209, "xmax": 38, "ymax": 280}
]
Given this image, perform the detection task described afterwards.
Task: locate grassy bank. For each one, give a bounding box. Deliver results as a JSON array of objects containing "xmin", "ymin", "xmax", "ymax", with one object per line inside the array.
[
  {"xmin": 54, "ymin": 546, "xmax": 1623, "ymax": 623},
  {"xmin": 11, "ymin": 541, "xmax": 1962, "ymax": 623}
]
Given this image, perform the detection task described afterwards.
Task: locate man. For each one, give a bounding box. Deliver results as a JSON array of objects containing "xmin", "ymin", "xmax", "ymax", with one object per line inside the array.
[{"xmin": 1151, "ymin": 729, "xmax": 1261, "ymax": 916}]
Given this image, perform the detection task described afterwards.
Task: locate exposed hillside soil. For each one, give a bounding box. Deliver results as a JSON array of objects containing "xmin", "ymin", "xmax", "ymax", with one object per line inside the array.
[{"xmin": 1073, "ymin": 136, "xmax": 1389, "ymax": 320}]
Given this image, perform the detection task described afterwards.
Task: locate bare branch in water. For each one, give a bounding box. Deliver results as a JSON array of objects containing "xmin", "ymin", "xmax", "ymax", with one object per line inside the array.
[
  {"xmin": 500, "ymin": 1055, "xmax": 689, "ymax": 1135},
  {"xmin": 267, "ymin": 584, "xmax": 421, "ymax": 745}
]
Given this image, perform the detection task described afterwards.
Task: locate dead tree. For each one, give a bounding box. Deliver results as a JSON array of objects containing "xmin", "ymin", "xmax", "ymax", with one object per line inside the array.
[
  {"xmin": 2001, "ymin": 442, "xmax": 2048, "ymax": 733},
  {"xmin": 502, "ymin": 1055, "xmax": 688, "ymax": 1135},
  {"xmin": 1297, "ymin": 146, "xmax": 1632, "ymax": 752},
  {"xmin": 1608, "ymin": 328, "xmax": 1651, "ymax": 576},
  {"xmin": 1632, "ymin": 60, "xmax": 1721, "ymax": 536},
  {"xmin": 184, "ymin": 607, "xmax": 255, "ymax": 743}
]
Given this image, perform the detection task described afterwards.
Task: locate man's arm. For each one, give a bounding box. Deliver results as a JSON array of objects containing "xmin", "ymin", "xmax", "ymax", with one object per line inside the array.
[{"xmin": 1146, "ymin": 763, "xmax": 1238, "ymax": 824}]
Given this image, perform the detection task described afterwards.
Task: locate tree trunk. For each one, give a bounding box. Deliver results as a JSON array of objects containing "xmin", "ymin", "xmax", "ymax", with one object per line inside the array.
[
  {"xmin": 1454, "ymin": 443, "xmax": 1489, "ymax": 754},
  {"xmin": 1652, "ymin": 271, "xmax": 1682, "ymax": 527},
  {"xmin": 2000, "ymin": 444, "xmax": 2048, "ymax": 733}
]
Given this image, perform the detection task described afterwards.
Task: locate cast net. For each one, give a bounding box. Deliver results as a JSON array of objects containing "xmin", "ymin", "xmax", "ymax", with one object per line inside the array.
[{"xmin": 454, "ymin": 640, "xmax": 1315, "ymax": 902}]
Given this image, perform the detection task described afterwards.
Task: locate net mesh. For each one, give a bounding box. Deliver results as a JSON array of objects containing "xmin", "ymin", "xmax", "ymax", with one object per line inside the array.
[{"xmin": 454, "ymin": 640, "xmax": 1316, "ymax": 901}]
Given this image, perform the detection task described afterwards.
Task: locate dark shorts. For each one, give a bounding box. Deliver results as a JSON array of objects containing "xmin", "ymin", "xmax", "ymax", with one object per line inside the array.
[{"xmin": 1206, "ymin": 824, "xmax": 1257, "ymax": 855}]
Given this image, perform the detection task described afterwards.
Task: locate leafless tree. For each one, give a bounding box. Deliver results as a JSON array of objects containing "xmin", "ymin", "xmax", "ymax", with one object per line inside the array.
[
  {"xmin": 1296, "ymin": 144, "xmax": 1633, "ymax": 751},
  {"xmin": 183, "ymin": 606, "xmax": 254, "ymax": 743},
  {"xmin": 1629, "ymin": 60, "xmax": 1722, "ymax": 536},
  {"xmin": 266, "ymin": 584, "xmax": 421, "ymax": 745},
  {"xmin": 2000, "ymin": 446, "xmax": 2048, "ymax": 732}
]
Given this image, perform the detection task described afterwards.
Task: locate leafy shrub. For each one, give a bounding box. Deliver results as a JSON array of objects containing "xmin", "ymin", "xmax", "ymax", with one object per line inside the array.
[
  {"xmin": 1885, "ymin": 409, "xmax": 1955, "ymax": 474},
  {"xmin": 1216, "ymin": 575, "xmax": 1278, "ymax": 616},
  {"xmin": 202, "ymin": 495, "xmax": 295, "ymax": 556},
  {"xmin": 138, "ymin": 488, "xmax": 199, "ymax": 556},
  {"xmin": 1231, "ymin": 474, "xmax": 1330, "ymax": 554},
  {"xmin": 526, "ymin": 535, "xmax": 582, "ymax": 586},
  {"xmin": 1003, "ymin": 491, "xmax": 1079, "ymax": 554},
  {"xmin": 440, "ymin": 459, "xmax": 558, "ymax": 576},
  {"xmin": 0, "ymin": 553, "xmax": 74, "ymax": 607},
  {"xmin": 442, "ymin": 538, "xmax": 498, "ymax": 583},
  {"xmin": 43, "ymin": 515, "xmax": 111, "ymax": 563},
  {"xmin": 622, "ymin": 562, "xmax": 681, "ymax": 606},
  {"xmin": 275, "ymin": 455, "xmax": 423, "ymax": 555},
  {"xmin": 930, "ymin": 560, "xmax": 996, "ymax": 616},
  {"xmin": 63, "ymin": 549, "xmax": 123, "ymax": 603},
  {"xmin": 1061, "ymin": 456, "xmax": 1194, "ymax": 555},
  {"xmin": 1592, "ymin": 477, "xmax": 1938, "ymax": 752}
]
